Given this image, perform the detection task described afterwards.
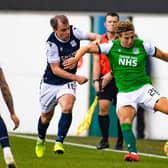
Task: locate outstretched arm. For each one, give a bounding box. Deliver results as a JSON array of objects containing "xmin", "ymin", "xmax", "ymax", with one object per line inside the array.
[
  {"xmin": 50, "ymin": 63, "xmax": 88, "ymax": 85},
  {"xmin": 155, "ymin": 48, "xmax": 168, "ymax": 62},
  {"xmin": 93, "ymin": 54, "xmax": 101, "ymax": 93},
  {"xmin": 87, "ymin": 32, "xmax": 102, "ymax": 43},
  {"xmin": 63, "ymin": 43, "xmax": 100, "ymax": 69},
  {"xmin": 0, "ymin": 68, "xmax": 19, "ymax": 130}
]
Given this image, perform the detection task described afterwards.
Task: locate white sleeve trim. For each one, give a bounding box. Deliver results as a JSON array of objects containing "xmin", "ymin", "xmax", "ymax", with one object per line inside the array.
[
  {"xmin": 99, "ymin": 42, "xmax": 113, "ymax": 55},
  {"xmin": 72, "ymin": 26, "xmax": 88, "ymax": 40},
  {"xmin": 143, "ymin": 40, "xmax": 156, "ymax": 56},
  {"xmin": 46, "ymin": 41, "xmax": 60, "ymax": 63}
]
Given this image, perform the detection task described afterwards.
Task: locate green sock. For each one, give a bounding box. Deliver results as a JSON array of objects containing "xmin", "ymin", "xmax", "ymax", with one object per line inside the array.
[{"xmin": 121, "ymin": 123, "xmax": 137, "ymax": 153}]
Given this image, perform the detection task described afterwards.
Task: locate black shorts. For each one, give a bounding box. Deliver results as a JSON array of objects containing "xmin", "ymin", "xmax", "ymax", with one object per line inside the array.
[{"xmin": 98, "ymin": 78, "xmax": 118, "ymax": 105}]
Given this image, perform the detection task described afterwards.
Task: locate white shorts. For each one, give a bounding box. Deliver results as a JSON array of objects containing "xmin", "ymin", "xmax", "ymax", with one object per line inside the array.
[
  {"xmin": 39, "ymin": 81, "xmax": 76, "ymax": 113},
  {"xmin": 117, "ymin": 84, "xmax": 162, "ymax": 113}
]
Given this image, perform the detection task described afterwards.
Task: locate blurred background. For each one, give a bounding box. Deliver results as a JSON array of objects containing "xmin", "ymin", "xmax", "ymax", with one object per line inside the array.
[{"xmin": 1, "ymin": 0, "xmax": 168, "ymax": 139}]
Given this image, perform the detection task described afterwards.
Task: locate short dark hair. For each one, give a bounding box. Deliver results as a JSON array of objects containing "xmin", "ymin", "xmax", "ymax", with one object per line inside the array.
[
  {"xmin": 50, "ymin": 15, "xmax": 69, "ymax": 29},
  {"xmin": 105, "ymin": 12, "xmax": 120, "ymax": 21}
]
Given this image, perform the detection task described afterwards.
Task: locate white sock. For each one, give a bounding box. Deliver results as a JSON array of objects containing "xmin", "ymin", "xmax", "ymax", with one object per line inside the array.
[
  {"xmin": 38, "ymin": 137, "xmax": 45, "ymax": 142},
  {"xmin": 3, "ymin": 147, "xmax": 14, "ymax": 163}
]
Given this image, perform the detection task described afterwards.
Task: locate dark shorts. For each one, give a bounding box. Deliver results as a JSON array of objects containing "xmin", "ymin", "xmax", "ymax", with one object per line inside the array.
[{"xmin": 98, "ymin": 78, "xmax": 118, "ymax": 105}]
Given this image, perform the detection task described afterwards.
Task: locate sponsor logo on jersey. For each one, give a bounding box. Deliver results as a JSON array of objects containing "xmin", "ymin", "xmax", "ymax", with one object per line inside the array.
[
  {"xmin": 70, "ymin": 40, "xmax": 77, "ymax": 47},
  {"xmin": 118, "ymin": 55, "xmax": 138, "ymax": 67},
  {"xmin": 60, "ymin": 47, "xmax": 63, "ymax": 51},
  {"xmin": 60, "ymin": 51, "xmax": 77, "ymax": 62},
  {"xmin": 133, "ymin": 48, "xmax": 140, "ymax": 55}
]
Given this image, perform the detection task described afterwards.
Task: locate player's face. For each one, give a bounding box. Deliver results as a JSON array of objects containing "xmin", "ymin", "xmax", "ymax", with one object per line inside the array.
[
  {"xmin": 119, "ymin": 31, "xmax": 135, "ymax": 48},
  {"xmin": 104, "ymin": 16, "xmax": 119, "ymax": 33},
  {"xmin": 55, "ymin": 21, "xmax": 70, "ymax": 42}
]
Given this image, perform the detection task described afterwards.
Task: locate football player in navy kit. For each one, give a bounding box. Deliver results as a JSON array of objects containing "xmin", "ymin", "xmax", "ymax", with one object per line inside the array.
[
  {"xmin": 35, "ymin": 15, "xmax": 101, "ymax": 158},
  {"xmin": 0, "ymin": 65, "xmax": 19, "ymax": 167}
]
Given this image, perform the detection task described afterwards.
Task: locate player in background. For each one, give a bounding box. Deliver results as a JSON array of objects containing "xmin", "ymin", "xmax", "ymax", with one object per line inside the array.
[
  {"xmin": 93, "ymin": 12, "xmax": 123, "ymax": 150},
  {"xmin": 35, "ymin": 15, "xmax": 101, "ymax": 158},
  {"xmin": 63, "ymin": 21, "xmax": 168, "ymax": 161},
  {"xmin": 0, "ymin": 65, "xmax": 19, "ymax": 168}
]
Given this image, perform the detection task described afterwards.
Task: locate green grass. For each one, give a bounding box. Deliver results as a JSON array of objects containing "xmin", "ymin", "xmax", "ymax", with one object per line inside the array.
[{"xmin": 0, "ymin": 134, "xmax": 168, "ymax": 168}]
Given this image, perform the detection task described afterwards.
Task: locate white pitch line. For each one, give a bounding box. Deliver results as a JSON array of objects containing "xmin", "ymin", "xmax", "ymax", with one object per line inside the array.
[{"xmin": 10, "ymin": 133, "xmax": 168, "ymax": 159}]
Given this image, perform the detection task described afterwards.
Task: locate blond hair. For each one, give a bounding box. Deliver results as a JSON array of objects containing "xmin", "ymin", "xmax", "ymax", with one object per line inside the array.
[{"xmin": 113, "ymin": 21, "xmax": 134, "ymax": 34}]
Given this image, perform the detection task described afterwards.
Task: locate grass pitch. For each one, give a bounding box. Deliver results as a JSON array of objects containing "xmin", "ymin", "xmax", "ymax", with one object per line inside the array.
[{"xmin": 0, "ymin": 134, "xmax": 168, "ymax": 168}]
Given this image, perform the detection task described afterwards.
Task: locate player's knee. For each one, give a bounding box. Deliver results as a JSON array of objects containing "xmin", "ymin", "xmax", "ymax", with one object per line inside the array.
[
  {"xmin": 62, "ymin": 105, "xmax": 73, "ymax": 112},
  {"xmin": 99, "ymin": 106, "xmax": 109, "ymax": 115},
  {"xmin": 99, "ymin": 111, "xmax": 109, "ymax": 115},
  {"xmin": 118, "ymin": 115, "xmax": 132, "ymax": 123},
  {"xmin": 41, "ymin": 115, "xmax": 51, "ymax": 124},
  {"xmin": 155, "ymin": 97, "xmax": 168, "ymax": 114}
]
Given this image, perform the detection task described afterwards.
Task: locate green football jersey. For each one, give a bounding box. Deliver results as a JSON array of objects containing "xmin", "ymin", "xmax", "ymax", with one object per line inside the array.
[{"xmin": 107, "ymin": 39, "xmax": 152, "ymax": 92}]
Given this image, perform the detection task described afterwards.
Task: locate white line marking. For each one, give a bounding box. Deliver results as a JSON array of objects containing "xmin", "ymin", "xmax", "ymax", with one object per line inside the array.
[{"xmin": 10, "ymin": 133, "xmax": 168, "ymax": 159}]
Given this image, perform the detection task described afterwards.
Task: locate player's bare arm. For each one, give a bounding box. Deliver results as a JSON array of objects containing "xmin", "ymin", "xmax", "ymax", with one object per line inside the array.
[
  {"xmin": 63, "ymin": 43, "xmax": 99, "ymax": 69},
  {"xmin": 50, "ymin": 63, "xmax": 88, "ymax": 84},
  {"xmin": 0, "ymin": 69, "xmax": 14, "ymax": 114},
  {"xmin": 93, "ymin": 54, "xmax": 101, "ymax": 92},
  {"xmin": 155, "ymin": 48, "xmax": 168, "ymax": 62},
  {"xmin": 101, "ymin": 71, "xmax": 113, "ymax": 89},
  {"xmin": 0, "ymin": 68, "xmax": 19, "ymax": 130},
  {"xmin": 88, "ymin": 33, "xmax": 102, "ymax": 43}
]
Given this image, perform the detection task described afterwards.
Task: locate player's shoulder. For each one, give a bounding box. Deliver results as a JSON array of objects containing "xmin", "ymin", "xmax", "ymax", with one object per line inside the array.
[
  {"xmin": 101, "ymin": 34, "xmax": 108, "ymax": 43},
  {"xmin": 71, "ymin": 25, "xmax": 81, "ymax": 33},
  {"xmin": 135, "ymin": 38, "xmax": 143, "ymax": 43},
  {"xmin": 135, "ymin": 38, "xmax": 152, "ymax": 47},
  {"xmin": 111, "ymin": 39, "xmax": 120, "ymax": 45}
]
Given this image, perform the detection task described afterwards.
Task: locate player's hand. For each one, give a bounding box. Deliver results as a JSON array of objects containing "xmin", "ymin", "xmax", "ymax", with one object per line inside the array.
[
  {"xmin": 10, "ymin": 114, "xmax": 20, "ymax": 130},
  {"xmin": 64, "ymin": 62, "xmax": 77, "ymax": 70},
  {"xmin": 76, "ymin": 75, "xmax": 88, "ymax": 85},
  {"xmin": 101, "ymin": 72, "xmax": 113, "ymax": 89},
  {"xmin": 63, "ymin": 57, "xmax": 78, "ymax": 69},
  {"xmin": 94, "ymin": 80, "xmax": 101, "ymax": 93}
]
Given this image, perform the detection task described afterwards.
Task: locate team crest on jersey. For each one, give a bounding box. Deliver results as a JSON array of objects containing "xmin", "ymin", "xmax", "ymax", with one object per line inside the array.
[
  {"xmin": 60, "ymin": 47, "xmax": 63, "ymax": 51},
  {"xmin": 118, "ymin": 49, "xmax": 121, "ymax": 52},
  {"xmin": 70, "ymin": 40, "xmax": 77, "ymax": 47},
  {"xmin": 133, "ymin": 48, "xmax": 140, "ymax": 55}
]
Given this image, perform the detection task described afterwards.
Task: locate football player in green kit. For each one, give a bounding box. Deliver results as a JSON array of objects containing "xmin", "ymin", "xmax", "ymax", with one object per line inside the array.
[{"xmin": 63, "ymin": 21, "xmax": 168, "ymax": 161}]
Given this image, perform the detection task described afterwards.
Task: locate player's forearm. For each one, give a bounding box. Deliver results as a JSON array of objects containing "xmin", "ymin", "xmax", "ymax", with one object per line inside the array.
[
  {"xmin": 1, "ymin": 84, "xmax": 15, "ymax": 115},
  {"xmin": 93, "ymin": 57, "xmax": 101, "ymax": 80},
  {"xmin": 75, "ymin": 46, "xmax": 90, "ymax": 61},
  {"xmin": 75, "ymin": 44, "xmax": 99, "ymax": 61},
  {"xmin": 156, "ymin": 48, "xmax": 168, "ymax": 62},
  {"xmin": 161, "ymin": 52, "xmax": 168, "ymax": 62},
  {"xmin": 88, "ymin": 33, "xmax": 101, "ymax": 42},
  {"xmin": 52, "ymin": 67, "xmax": 78, "ymax": 81}
]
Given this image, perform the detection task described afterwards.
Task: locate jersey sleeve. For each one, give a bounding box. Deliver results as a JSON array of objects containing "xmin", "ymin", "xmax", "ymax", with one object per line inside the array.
[
  {"xmin": 99, "ymin": 42, "xmax": 113, "ymax": 55},
  {"xmin": 143, "ymin": 40, "xmax": 156, "ymax": 56},
  {"xmin": 46, "ymin": 41, "xmax": 60, "ymax": 63},
  {"xmin": 72, "ymin": 26, "xmax": 89, "ymax": 40}
]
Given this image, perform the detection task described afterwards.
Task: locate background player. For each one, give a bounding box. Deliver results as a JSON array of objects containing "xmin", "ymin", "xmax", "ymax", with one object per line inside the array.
[
  {"xmin": 0, "ymin": 65, "xmax": 19, "ymax": 167},
  {"xmin": 93, "ymin": 12, "xmax": 123, "ymax": 150}
]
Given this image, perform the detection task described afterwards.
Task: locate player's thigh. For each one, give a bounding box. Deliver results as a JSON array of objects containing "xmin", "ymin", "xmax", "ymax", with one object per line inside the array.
[
  {"xmin": 99, "ymin": 99, "xmax": 111, "ymax": 115},
  {"xmin": 118, "ymin": 105, "xmax": 136, "ymax": 124},
  {"xmin": 58, "ymin": 94, "xmax": 76, "ymax": 112},
  {"xmin": 154, "ymin": 97, "xmax": 168, "ymax": 114}
]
